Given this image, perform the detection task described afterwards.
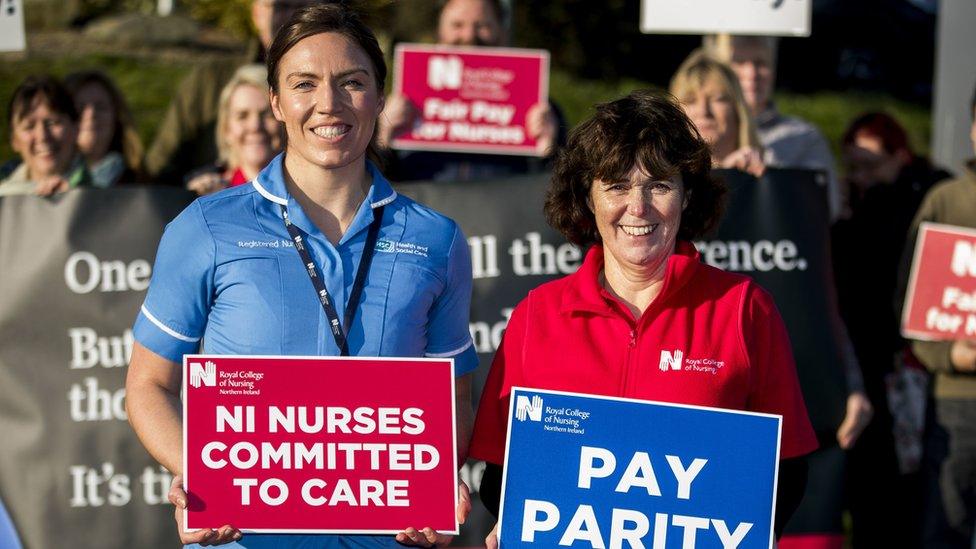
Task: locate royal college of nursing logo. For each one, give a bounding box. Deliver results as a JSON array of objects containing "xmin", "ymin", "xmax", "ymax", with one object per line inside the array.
[
  {"xmin": 189, "ymin": 361, "xmax": 217, "ymax": 388},
  {"xmin": 515, "ymin": 394, "xmax": 543, "ymax": 422},
  {"xmin": 427, "ymin": 55, "xmax": 463, "ymax": 90},
  {"xmin": 659, "ymin": 349, "xmax": 683, "ymax": 372},
  {"xmin": 658, "ymin": 349, "xmax": 725, "ymax": 375}
]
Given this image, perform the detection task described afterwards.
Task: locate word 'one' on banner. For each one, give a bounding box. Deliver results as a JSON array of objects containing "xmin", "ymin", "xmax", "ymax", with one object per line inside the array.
[
  {"xmin": 902, "ymin": 222, "xmax": 976, "ymax": 340},
  {"xmin": 393, "ymin": 44, "xmax": 549, "ymax": 156},
  {"xmin": 182, "ymin": 355, "xmax": 458, "ymax": 534},
  {"xmin": 499, "ymin": 388, "xmax": 781, "ymax": 549}
]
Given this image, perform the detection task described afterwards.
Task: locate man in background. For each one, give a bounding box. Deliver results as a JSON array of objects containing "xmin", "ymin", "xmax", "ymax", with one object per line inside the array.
[{"xmin": 900, "ymin": 84, "xmax": 976, "ymax": 549}]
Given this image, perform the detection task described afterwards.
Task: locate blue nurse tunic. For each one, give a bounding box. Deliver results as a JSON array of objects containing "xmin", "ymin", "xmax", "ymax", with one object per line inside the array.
[{"xmin": 133, "ymin": 154, "xmax": 477, "ymax": 548}]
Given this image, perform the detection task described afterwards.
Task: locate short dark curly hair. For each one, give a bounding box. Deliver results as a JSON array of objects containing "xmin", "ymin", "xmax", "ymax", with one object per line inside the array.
[{"xmin": 545, "ymin": 89, "xmax": 725, "ymax": 247}]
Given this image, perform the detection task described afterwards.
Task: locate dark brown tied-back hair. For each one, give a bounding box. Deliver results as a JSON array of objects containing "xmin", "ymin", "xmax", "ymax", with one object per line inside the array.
[
  {"xmin": 7, "ymin": 74, "xmax": 78, "ymax": 135},
  {"xmin": 266, "ymin": 4, "xmax": 387, "ymax": 166},
  {"xmin": 545, "ymin": 89, "xmax": 726, "ymax": 247},
  {"xmin": 64, "ymin": 70, "xmax": 145, "ymax": 177}
]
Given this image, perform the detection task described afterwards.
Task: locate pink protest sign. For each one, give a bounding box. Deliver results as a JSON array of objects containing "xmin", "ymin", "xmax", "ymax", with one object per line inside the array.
[
  {"xmin": 182, "ymin": 355, "xmax": 458, "ymax": 534},
  {"xmin": 903, "ymin": 223, "xmax": 976, "ymax": 340},
  {"xmin": 392, "ymin": 43, "xmax": 549, "ymax": 156}
]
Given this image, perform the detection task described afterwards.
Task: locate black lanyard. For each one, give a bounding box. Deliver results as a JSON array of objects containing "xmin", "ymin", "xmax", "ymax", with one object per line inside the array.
[{"xmin": 280, "ymin": 204, "xmax": 385, "ymax": 356}]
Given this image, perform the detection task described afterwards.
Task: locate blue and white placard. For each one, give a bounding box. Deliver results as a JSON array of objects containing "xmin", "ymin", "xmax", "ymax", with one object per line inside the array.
[{"xmin": 499, "ymin": 388, "xmax": 782, "ymax": 548}]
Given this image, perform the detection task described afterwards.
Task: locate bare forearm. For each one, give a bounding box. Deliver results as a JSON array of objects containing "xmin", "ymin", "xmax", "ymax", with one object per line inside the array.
[
  {"xmin": 126, "ymin": 344, "xmax": 184, "ymax": 474},
  {"xmin": 128, "ymin": 383, "xmax": 183, "ymax": 473}
]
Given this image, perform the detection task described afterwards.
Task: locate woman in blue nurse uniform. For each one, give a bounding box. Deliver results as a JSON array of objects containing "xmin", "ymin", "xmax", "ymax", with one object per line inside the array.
[{"xmin": 125, "ymin": 5, "xmax": 478, "ymax": 548}]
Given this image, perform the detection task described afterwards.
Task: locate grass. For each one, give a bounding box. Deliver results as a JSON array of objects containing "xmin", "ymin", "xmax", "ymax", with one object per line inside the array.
[
  {"xmin": 777, "ymin": 90, "xmax": 933, "ymax": 161},
  {"xmin": 0, "ymin": 53, "xmax": 933, "ymax": 172}
]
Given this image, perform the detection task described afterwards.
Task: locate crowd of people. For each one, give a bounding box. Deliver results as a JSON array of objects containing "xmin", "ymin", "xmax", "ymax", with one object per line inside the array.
[{"xmin": 1, "ymin": 0, "xmax": 974, "ymax": 548}]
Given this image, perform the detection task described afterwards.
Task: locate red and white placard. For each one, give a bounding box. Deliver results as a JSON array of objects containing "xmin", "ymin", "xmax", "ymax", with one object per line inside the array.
[
  {"xmin": 392, "ymin": 43, "xmax": 549, "ymax": 156},
  {"xmin": 902, "ymin": 223, "xmax": 976, "ymax": 340},
  {"xmin": 182, "ymin": 355, "xmax": 458, "ymax": 534}
]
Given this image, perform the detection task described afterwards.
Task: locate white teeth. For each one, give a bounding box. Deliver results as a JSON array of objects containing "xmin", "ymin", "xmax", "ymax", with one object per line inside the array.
[
  {"xmin": 620, "ymin": 225, "xmax": 656, "ymax": 236},
  {"xmin": 312, "ymin": 125, "xmax": 349, "ymax": 138}
]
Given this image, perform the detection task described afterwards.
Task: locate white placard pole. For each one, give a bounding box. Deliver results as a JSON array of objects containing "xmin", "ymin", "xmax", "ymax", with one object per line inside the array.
[{"xmin": 0, "ymin": 0, "xmax": 26, "ymax": 52}]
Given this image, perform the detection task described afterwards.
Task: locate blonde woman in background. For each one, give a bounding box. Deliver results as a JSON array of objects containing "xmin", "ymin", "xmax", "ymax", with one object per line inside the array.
[
  {"xmin": 184, "ymin": 64, "xmax": 282, "ymax": 195},
  {"xmin": 669, "ymin": 49, "xmax": 765, "ymax": 177}
]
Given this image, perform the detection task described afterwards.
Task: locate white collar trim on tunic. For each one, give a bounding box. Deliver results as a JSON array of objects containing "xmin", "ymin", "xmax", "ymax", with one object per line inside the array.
[
  {"xmin": 251, "ymin": 162, "xmax": 396, "ymax": 211},
  {"xmin": 251, "ymin": 178, "xmax": 288, "ymax": 206}
]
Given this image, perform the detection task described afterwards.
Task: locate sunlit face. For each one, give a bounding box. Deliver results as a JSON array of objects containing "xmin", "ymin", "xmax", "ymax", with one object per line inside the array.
[
  {"xmin": 225, "ymin": 83, "xmax": 281, "ymax": 175},
  {"xmin": 728, "ymin": 40, "xmax": 775, "ymax": 115},
  {"xmin": 590, "ymin": 165, "xmax": 685, "ymax": 273},
  {"xmin": 251, "ymin": 0, "xmax": 317, "ymax": 49},
  {"xmin": 271, "ymin": 32, "xmax": 383, "ymax": 173},
  {"xmin": 74, "ymin": 82, "xmax": 116, "ymax": 162},
  {"xmin": 843, "ymin": 132, "xmax": 906, "ymax": 191},
  {"xmin": 437, "ymin": 0, "xmax": 503, "ymax": 46},
  {"xmin": 679, "ymin": 78, "xmax": 739, "ymax": 161},
  {"xmin": 10, "ymin": 98, "xmax": 78, "ymax": 180}
]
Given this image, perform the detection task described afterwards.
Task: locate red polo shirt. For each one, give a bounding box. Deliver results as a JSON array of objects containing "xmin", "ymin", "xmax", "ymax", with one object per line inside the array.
[{"xmin": 470, "ymin": 241, "xmax": 818, "ymax": 464}]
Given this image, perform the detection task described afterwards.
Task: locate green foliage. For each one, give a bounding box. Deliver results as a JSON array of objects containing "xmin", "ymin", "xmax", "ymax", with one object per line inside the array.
[
  {"xmin": 549, "ymin": 70, "xmax": 663, "ymax": 128},
  {"xmin": 776, "ymin": 91, "xmax": 933, "ymax": 160},
  {"xmin": 0, "ymin": 54, "xmax": 192, "ymax": 162},
  {"xmin": 186, "ymin": 0, "xmax": 254, "ymax": 39},
  {"xmin": 547, "ymin": 70, "xmax": 933, "ymax": 165},
  {"xmin": 76, "ymin": 0, "xmax": 157, "ymax": 21},
  {"xmin": 0, "ymin": 54, "xmax": 933, "ymax": 176},
  {"xmin": 179, "ymin": 0, "xmax": 397, "ymax": 42}
]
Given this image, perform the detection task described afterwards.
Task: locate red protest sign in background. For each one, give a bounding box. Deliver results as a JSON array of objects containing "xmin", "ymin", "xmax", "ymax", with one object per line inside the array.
[
  {"xmin": 392, "ymin": 43, "xmax": 549, "ymax": 156},
  {"xmin": 902, "ymin": 223, "xmax": 976, "ymax": 340},
  {"xmin": 182, "ymin": 355, "xmax": 458, "ymax": 534}
]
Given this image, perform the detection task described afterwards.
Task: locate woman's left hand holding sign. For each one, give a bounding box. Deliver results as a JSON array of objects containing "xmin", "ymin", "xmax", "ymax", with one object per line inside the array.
[
  {"xmin": 169, "ymin": 475, "xmax": 243, "ymax": 546},
  {"xmin": 396, "ymin": 479, "xmax": 471, "ymax": 547}
]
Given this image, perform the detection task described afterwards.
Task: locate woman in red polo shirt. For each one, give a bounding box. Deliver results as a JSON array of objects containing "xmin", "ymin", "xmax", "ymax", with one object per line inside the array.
[{"xmin": 469, "ymin": 90, "xmax": 818, "ymax": 546}]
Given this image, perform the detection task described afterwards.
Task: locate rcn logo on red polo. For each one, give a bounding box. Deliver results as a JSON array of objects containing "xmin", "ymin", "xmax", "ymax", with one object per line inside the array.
[{"xmin": 659, "ymin": 349, "xmax": 684, "ymax": 372}]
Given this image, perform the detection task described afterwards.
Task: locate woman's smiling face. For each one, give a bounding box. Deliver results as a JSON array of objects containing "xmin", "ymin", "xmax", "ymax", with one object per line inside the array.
[
  {"xmin": 590, "ymin": 164, "xmax": 685, "ymax": 274},
  {"xmin": 11, "ymin": 97, "xmax": 78, "ymax": 180},
  {"xmin": 270, "ymin": 32, "xmax": 383, "ymax": 173}
]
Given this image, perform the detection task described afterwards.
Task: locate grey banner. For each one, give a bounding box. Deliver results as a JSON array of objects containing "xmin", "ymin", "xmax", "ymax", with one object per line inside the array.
[
  {"xmin": 0, "ymin": 170, "xmax": 843, "ymax": 547},
  {"xmin": 0, "ymin": 187, "xmax": 193, "ymax": 548},
  {"xmin": 702, "ymin": 168, "xmax": 849, "ymax": 433}
]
